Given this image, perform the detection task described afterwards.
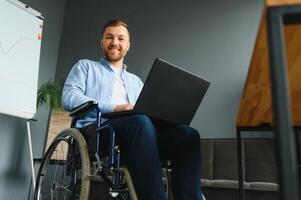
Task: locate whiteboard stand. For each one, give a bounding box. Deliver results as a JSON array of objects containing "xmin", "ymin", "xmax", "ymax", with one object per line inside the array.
[{"xmin": 26, "ymin": 120, "xmax": 36, "ymax": 190}]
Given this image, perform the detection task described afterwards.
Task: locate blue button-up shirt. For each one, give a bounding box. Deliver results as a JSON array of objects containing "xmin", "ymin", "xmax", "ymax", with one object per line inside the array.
[{"xmin": 62, "ymin": 58, "xmax": 144, "ymax": 127}]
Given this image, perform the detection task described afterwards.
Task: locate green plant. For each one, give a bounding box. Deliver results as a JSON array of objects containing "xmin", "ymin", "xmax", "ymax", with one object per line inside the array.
[{"xmin": 37, "ymin": 81, "xmax": 62, "ymax": 110}]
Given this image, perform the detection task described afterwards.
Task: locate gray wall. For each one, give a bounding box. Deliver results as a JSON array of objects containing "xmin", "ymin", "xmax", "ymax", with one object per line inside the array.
[
  {"xmin": 0, "ymin": 0, "xmax": 267, "ymax": 199},
  {"xmin": 56, "ymin": 0, "xmax": 264, "ymax": 138},
  {"xmin": 0, "ymin": 0, "xmax": 66, "ymax": 199}
]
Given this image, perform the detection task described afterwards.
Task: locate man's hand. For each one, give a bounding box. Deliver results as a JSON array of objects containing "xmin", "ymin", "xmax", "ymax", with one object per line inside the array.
[{"xmin": 114, "ymin": 104, "xmax": 134, "ymax": 112}]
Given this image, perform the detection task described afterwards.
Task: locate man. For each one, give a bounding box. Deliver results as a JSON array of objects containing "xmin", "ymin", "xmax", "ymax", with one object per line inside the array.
[{"xmin": 62, "ymin": 19, "xmax": 203, "ymax": 200}]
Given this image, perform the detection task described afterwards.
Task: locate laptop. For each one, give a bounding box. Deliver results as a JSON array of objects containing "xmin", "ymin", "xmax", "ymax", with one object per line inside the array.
[{"xmin": 102, "ymin": 58, "xmax": 211, "ymax": 125}]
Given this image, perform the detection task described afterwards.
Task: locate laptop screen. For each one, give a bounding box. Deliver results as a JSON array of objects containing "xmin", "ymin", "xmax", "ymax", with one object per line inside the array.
[{"xmin": 133, "ymin": 58, "xmax": 210, "ymax": 125}]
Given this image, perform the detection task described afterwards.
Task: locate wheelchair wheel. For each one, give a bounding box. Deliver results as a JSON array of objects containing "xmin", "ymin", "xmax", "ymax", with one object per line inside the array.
[
  {"xmin": 115, "ymin": 167, "xmax": 138, "ymax": 200},
  {"xmin": 34, "ymin": 128, "xmax": 90, "ymax": 200}
]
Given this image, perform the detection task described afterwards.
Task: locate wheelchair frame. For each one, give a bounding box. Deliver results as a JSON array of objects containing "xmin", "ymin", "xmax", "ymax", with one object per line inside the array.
[{"xmin": 34, "ymin": 101, "xmax": 138, "ymax": 200}]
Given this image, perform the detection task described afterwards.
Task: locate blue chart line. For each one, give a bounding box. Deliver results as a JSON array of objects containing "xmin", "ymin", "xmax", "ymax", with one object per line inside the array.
[{"xmin": 0, "ymin": 37, "xmax": 31, "ymax": 55}]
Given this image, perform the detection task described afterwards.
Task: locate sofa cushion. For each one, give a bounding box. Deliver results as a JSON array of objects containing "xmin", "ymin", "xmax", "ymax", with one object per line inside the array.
[
  {"xmin": 201, "ymin": 179, "xmax": 278, "ymax": 191},
  {"xmin": 201, "ymin": 179, "xmax": 241, "ymax": 189},
  {"xmin": 213, "ymin": 140, "xmax": 240, "ymax": 180},
  {"xmin": 247, "ymin": 182, "xmax": 279, "ymax": 191},
  {"xmin": 245, "ymin": 139, "xmax": 278, "ymax": 183},
  {"xmin": 200, "ymin": 140, "xmax": 214, "ymax": 179}
]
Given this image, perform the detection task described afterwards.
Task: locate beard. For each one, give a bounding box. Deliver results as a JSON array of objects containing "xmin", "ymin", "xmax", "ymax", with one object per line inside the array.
[{"xmin": 103, "ymin": 45, "xmax": 127, "ymax": 62}]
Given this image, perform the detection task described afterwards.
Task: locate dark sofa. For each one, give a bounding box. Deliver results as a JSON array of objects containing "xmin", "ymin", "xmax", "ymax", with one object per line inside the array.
[
  {"xmin": 90, "ymin": 138, "xmax": 279, "ymax": 199},
  {"xmin": 200, "ymin": 139, "xmax": 279, "ymax": 200}
]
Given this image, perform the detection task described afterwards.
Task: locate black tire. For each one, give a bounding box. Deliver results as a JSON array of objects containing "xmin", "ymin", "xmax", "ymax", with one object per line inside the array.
[
  {"xmin": 34, "ymin": 128, "xmax": 90, "ymax": 200},
  {"xmin": 117, "ymin": 167, "xmax": 137, "ymax": 200}
]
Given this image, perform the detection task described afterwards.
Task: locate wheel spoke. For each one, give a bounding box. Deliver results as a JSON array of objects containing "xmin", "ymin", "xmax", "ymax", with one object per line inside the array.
[{"xmin": 34, "ymin": 129, "xmax": 90, "ymax": 200}]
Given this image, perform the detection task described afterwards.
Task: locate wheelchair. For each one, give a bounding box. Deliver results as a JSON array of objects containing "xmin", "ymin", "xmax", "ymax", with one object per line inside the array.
[{"xmin": 33, "ymin": 101, "xmax": 175, "ymax": 200}]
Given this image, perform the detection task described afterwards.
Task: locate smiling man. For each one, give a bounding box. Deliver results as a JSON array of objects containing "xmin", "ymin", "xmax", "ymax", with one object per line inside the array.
[
  {"xmin": 101, "ymin": 22, "xmax": 130, "ymax": 67},
  {"xmin": 62, "ymin": 20, "xmax": 203, "ymax": 200}
]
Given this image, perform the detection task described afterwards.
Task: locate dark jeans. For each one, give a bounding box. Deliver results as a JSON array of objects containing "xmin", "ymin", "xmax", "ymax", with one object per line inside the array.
[{"xmin": 82, "ymin": 115, "xmax": 203, "ymax": 200}]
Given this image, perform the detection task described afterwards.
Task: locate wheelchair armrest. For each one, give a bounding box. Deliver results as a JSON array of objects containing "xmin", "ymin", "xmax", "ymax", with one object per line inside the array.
[{"xmin": 69, "ymin": 101, "xmax": 98, "ymax": 117}]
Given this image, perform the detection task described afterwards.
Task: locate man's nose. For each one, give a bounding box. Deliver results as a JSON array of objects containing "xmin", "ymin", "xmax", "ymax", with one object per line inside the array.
[{"xmin": 111, "ymin": 37, "xmax": 118, "ymax": 45}]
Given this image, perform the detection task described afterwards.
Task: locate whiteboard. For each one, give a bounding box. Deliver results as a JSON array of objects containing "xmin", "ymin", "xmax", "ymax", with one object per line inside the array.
[{"xmin": 0, "ymin": 0, "xmax": 43, "ymax": 119}]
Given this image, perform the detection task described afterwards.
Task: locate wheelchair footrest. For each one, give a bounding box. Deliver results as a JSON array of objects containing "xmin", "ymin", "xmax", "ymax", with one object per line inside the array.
[
  {"xmin": 110, "ymin": 188, "xmax": 129, "ymax": 193},
  {"xmin": 88, "ymin": 175, "xmax": 105, "ymax": 182}
]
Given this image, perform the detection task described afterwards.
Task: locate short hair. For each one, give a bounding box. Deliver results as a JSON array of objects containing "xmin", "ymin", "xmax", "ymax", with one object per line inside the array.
[{"xmin": 101, "ymin": 19, "xmax": 130, "ymax": 39}]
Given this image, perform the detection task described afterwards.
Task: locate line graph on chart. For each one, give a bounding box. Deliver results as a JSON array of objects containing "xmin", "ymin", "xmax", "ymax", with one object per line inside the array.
[{"xmin": 0, "ymin": 37, "xmax": 31, "ymax": 55}]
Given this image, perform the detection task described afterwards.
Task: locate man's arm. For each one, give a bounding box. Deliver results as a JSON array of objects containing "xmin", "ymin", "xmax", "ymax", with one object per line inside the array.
[
  {"xmin": 62, "ymin": 60, "xmax": 116, "ymax": 113},
  {"xmin": 62, "ymin": 61, "xmax": 90, "ymax": 111}
]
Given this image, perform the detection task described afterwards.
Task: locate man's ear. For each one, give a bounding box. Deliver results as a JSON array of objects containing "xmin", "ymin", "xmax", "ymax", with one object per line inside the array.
[
  {"xmin": 100, "ymin": 39, "xmax": 103, "ymax": 49},
  {"xmin": 127, "ymin": 41, "xmax": 131, "ymax": 51}
]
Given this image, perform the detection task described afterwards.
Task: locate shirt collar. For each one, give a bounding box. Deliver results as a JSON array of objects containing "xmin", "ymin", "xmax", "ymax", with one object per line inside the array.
[{"xmin": 99, "ymin": 57, "xmax": 127, "ymax": 71}]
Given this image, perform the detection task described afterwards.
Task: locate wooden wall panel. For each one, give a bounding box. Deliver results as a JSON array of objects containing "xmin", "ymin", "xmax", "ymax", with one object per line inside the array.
[
  {"xmin": 267, "ymin": 0, "xmax": 301, "ymax": 6},
  {"xmin": 236, "ymin": 6, "xmax": 301, "ymax": 127}
]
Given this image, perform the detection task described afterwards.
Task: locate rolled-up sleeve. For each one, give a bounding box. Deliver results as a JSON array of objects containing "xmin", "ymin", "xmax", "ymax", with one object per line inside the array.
[{"xmin": 62, "ymin": 61, "xmax": 96, "ymax": 111}]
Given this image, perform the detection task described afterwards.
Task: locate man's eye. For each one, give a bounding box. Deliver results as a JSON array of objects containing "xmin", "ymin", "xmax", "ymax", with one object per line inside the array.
[{"xmin": 119, "ymin": 38, "xmax": 124, "ymax": 41}]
